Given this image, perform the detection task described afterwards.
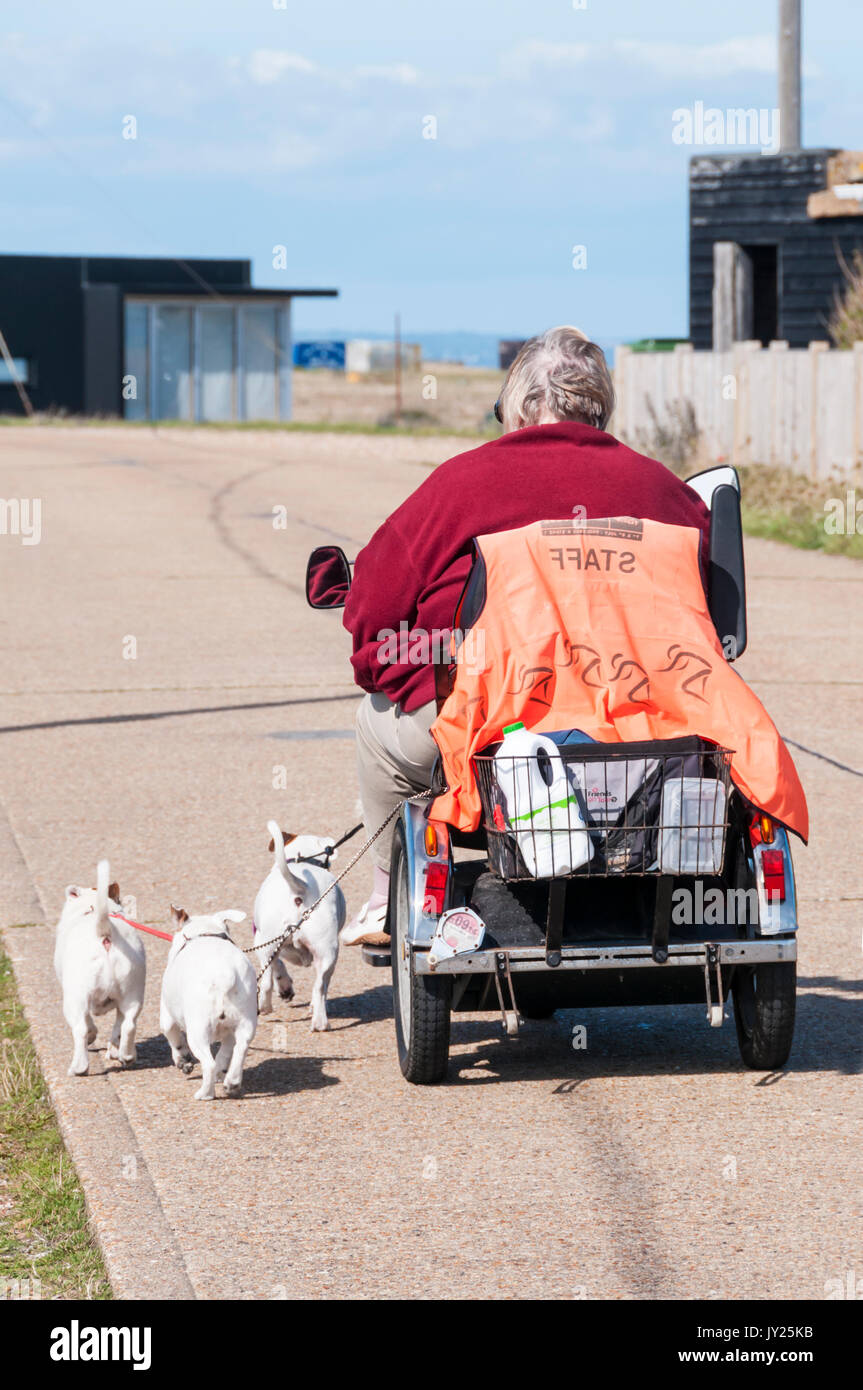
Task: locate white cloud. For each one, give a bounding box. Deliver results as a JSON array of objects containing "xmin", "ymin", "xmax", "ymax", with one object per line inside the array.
[
  {"xmin": 502, "ymin": 40, "xmax": 591, "ymax": 77},
  {"xmin": 247, "ymin": 50, "xmax": 319, "ymax": 85},
  {"xmin": 355, "ymin": 63, "xmax": 419, "ymax": 85},
  {"xmin": 613, "ymin": 35, "xmax": 821, "ymax": 81}
]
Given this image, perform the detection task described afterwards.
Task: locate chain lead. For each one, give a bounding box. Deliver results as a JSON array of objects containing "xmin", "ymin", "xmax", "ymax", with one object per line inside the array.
[{"xmin": 248, "ymin": 792, "xmax": 435, "ymax": 983}]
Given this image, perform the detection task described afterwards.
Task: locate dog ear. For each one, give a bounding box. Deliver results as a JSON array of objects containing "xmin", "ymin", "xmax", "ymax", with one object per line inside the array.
[
  {"xmin": 170, "ymin": 904, "xmax": 189, "ymax": 925},
  {"xmin": 267, "ymin": 830, "xmax": 297, "ymax": 852},
  {"xmin": 219, "ymin": 910, "xmax": 246, "ymax": 926},
  {"xmin": 108, "ymin": 881, "xmax": 121, "ymax": 902},
  {"xmin": 65, "ymin": 884, "xmax": 81, "ymax": 899}
]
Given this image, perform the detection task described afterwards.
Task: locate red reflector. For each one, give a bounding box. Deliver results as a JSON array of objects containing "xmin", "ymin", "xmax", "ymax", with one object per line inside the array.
[
  {"xmin": 424, "ymin": 862, "xmax": 448, "ymax": 916},
  {"xmin": 761, "ymin": 849, "xmax": 786, "ymax": 902}
]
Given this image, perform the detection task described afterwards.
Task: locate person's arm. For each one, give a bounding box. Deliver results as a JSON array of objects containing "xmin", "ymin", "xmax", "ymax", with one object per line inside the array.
[{"xmin": 343, "ymin": 512, "xmax": 424, "ymax": 698}]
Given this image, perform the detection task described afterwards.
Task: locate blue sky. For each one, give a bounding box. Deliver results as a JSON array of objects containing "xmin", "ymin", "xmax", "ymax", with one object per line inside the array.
[{"xmin": 2, "ymin": 0, "xmax": 862, "ymax": 345}]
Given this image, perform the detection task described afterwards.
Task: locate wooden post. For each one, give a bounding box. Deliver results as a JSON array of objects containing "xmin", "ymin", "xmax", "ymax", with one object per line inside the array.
[
  {"xmin": 713, "ymin": 243, "xmax": 754, "ymax": 350},
  {"xmin": 613, "ymin": 344, "xmax": 631, "ymax": 440},
  {"xmin": 394, "ymin": 311, "xmax": 402, "ymax": 425},
  {"xmin": 808, "ymin": 340, "xmax": 829, "ymax": 480},
  {"xmin": 850, "ymin": 343, "xmax": 861, "ymax": 475},
  {"xmin": 769, "ymin": 339, "xmax": 789, "ymax": 468}
]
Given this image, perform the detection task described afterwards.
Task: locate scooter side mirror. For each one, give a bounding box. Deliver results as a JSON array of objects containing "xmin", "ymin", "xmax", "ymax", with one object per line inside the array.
[{"xmin": 305, "ymin": 545, "xmax": 353, "ymax": 609}]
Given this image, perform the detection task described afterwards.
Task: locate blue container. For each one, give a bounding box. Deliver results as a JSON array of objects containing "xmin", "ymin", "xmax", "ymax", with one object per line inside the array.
[{"xmin": 293, "ymin": 340, "xmax": 346, "ymax": 370}]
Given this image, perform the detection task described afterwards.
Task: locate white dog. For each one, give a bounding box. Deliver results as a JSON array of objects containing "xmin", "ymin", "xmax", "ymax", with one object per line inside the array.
[
  {"xmin": 53, "ymin": 859, "xmax": 146, "ymax": 1076},
  {"xmin": 254, "ymin": 820, "xmax": 346, "ymax": 1030},
  {"xmin": 159, "ymin": 905, "xmax": 257, "ymax": 1101}
]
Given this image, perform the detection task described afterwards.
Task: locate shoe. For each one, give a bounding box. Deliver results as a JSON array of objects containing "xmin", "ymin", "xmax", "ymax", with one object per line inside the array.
[{"xmin": 340, "ymin": 900, "xmax": 389, "ymax": 947}]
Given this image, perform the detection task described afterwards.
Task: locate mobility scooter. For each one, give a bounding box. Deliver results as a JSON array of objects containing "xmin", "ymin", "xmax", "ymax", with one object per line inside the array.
[{"xmin": 306, "ymin": 467, "xmax": 799, "ymax": 1085}]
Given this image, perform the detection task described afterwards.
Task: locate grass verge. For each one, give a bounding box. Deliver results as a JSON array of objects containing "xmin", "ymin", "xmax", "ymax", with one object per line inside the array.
[
  {"xmin": 661, "ymin": 456, "xmax": 863, "ymax": 560},
  {"xmin": 735, "ymin": 464, "xmax": 863, "ymax": 560},
  {"xmin": 0, "ymin": 944, "xmax": 111, "ymax": 1300},
  {"xmin": 0, "ymin": 413, "xmax": 496, "ymax": 441}
]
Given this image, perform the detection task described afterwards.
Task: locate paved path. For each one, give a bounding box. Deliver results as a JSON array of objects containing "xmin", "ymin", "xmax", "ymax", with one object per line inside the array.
[{"xmin": 0, "ymin": 425, "xmax": 860, "ymax": 1300}]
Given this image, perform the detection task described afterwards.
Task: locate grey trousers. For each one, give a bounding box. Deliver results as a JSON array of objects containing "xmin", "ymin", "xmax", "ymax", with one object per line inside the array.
[{"xmin": 355, "ymin": 693, "xmax": 439, "ymax": 869}]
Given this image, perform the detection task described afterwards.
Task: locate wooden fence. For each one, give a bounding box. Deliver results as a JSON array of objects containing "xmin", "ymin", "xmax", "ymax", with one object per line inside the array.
[{"xmin": 614, "ymin": 341, "xmax": 863, "ymax": 479}]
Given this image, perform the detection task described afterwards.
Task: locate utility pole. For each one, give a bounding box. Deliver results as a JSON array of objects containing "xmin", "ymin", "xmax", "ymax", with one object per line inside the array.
[
  {"xmin": 778, "ymin": 0, "xmax": 802, "ymax": 151},
  {"xmin": 394, "ymin": 311, "xmax": 402, "ymax": 424},
  {"xmin": 0, "ymin": 326, "xmax": 34, "ymax": 417}
]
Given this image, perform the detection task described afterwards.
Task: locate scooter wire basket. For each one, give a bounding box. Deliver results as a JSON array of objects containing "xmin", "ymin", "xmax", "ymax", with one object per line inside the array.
[{"xmin": 473, "ymin": 735, "xmax": 734, "ymax": 881}]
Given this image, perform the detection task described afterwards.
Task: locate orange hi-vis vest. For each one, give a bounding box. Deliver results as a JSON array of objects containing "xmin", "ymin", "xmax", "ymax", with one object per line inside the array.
[{"xmin": 431, "ymin": 518, "xmax": 809, "ymax": 841}]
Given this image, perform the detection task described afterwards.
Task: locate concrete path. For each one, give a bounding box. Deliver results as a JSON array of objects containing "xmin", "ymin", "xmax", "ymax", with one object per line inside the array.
[{"xmin": 0, "ymin": 425, "xmax": 859, "ymax": 1300}]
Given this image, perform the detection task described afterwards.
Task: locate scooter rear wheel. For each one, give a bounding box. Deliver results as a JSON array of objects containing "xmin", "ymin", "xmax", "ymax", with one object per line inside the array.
[
  {"xmin": 390, "ymin": 821, "xmax": 451, "ymax": 1084},
  {"xmin": 732, "ymin": 958, "xmax": 796, "ymax": 1070}
]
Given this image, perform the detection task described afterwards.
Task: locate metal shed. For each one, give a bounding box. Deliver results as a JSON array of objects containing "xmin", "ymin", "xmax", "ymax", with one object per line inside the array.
[{"xmin": 0, "ymin": 254, "xmax": 338, "ymax": 420}]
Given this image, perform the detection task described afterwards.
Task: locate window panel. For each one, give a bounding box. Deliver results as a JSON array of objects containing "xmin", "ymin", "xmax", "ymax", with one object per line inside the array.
[
  {"xmin": 155, "ymin": 305, "xmax": 192, "ymax": 420},
  {"xmin": 199, "ymin": 306, "xmax": 235, "ymax": 421},
  {"xmin": 242, "ymin": 305, "xmax": 277, "ymax": 420}
]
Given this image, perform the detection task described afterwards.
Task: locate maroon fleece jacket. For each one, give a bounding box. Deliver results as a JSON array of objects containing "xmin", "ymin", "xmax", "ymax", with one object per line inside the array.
[{"xmin": 343, "ymin": 422, "xmax": 711, "ymax": 712}]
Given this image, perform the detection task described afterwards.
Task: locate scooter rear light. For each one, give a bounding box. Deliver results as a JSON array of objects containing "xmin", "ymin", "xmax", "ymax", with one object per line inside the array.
[
  {"xmin": 749, "ymin": 812, "xmax": 776, "ymax": 846},
  {"xmin": 424, "ymin": 862, "xmax": 448, "ymax": 917},
  {"xmin": 761, "ymin": 848, "xmax": 786, "ymax": 902}
]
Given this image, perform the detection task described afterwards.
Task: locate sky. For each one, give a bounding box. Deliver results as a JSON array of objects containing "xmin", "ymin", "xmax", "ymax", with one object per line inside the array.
[{"xmin": 2, "ymin": 0, "xmax": 862, "ymax": 346}]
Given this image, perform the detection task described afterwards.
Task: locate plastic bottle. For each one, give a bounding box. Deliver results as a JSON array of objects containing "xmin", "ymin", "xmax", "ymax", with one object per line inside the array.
[{"xmin": 493, "ymin": 722, "xmax": 593, "ymax": 877}]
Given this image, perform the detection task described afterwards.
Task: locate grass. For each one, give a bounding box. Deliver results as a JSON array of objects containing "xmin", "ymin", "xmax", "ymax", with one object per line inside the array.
[
  {"xmin": 0, "ymin": 945, "xmax": 112, "ymax": 1300},
  {"xmin": 0, "ymin": 413, "xmax": 496, "ymax": 440},
  {"xmin": 735, "ymin": 464, "xmax": 863, "ymax": 560},
  {"xmin": 659, "ymin": 450, "xmax": 863, "ymax": 561}
]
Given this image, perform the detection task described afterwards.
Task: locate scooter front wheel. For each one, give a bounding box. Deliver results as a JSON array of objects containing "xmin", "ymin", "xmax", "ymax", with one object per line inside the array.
[{"xmin": 390, "ymin": 821, "xmax": 451, "ymax": 1084}]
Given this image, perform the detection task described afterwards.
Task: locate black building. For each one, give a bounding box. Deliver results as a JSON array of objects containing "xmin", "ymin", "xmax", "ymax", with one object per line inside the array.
[
  {"xmin": 689, "ymin": 148, "xmax": 863, "ymax": 349},
  {"xmin": 0, "ymin": 254, "xmax": 337, "ymax": 420}
]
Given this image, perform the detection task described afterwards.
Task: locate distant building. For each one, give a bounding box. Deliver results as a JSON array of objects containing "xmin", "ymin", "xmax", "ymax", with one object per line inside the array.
[
  {"xmin": 690, "ymin": 149, "xmax": 863, "ymax": 349},
  {"xmin": 0, "ymin": 254, "xmax": 337, "ymax": 420},
  {"xmin": 345, "ymin": 340, "xmax": 422, "ymax": 373}
]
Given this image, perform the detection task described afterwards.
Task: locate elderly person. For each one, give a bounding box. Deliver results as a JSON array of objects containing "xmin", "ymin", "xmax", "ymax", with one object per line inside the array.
[{"xmin": 341, "ymin": 325, "xmax": 710, "ymax": 945}]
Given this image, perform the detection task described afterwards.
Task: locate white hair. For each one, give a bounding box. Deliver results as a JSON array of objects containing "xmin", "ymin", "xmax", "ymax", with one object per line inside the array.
[{"xmin": 499, "ymin": 325, "xmax": 615, "ymax": 432}]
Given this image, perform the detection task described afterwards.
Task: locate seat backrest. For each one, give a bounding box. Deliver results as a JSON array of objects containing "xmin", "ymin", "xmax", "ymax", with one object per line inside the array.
[
  {"xmin": 434, "ymin": 479, "xmax": 749, "ymax": 711},
  {"xmin": 685, "ymin": 466, "xmax": 747, "ymax": 660}
]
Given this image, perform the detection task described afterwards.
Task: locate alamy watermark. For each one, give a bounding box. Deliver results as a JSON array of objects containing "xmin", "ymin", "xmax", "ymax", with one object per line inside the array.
[
  {"xmin": 0, "ymin": 497, "xmax": 41, "ymax": 545},
  {"xmin": 376, "ymin": 622, "xmax": 486, "ymax": 672},
  {"xmin": 672, "ymin": 102, "xmax": 780, "ymax": 154},
  {"xmin": 824, "ymin": 490, "xmax": 863, "ymax": 535},
  {"xmin": 671, "ymin": 884, "xmax": 777, "ymax": 926}
]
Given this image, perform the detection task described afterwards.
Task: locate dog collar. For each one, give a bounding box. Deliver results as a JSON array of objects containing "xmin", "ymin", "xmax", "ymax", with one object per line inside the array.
[{"xmin": 174, "ymin": 930, "xmax": 231, "ymax": 958}]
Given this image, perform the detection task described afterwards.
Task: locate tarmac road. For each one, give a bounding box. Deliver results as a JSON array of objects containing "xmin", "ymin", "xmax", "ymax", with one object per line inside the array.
[{"xmin": 0, "ymin": 424, "xmax": 860, "ymax": 1301}]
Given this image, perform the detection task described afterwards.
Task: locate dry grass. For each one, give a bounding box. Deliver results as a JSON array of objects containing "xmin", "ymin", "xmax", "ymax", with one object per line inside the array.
[
  {"xmin": 628, "ymin": 401, "xmax": 863, "ymax": 561},
  {"xmin": 0, "ymin": 948, "xmax": 112, "ymax": 1300}
]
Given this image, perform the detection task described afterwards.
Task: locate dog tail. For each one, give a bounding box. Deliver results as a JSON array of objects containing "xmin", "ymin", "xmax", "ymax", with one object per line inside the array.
[
  {"xmin": 95, "ymin": 859, "xmax": 113, "ymax": 940},
  {"xmin": 267, "ymin": 820, "xmax": 307, "ymax": 899}
]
